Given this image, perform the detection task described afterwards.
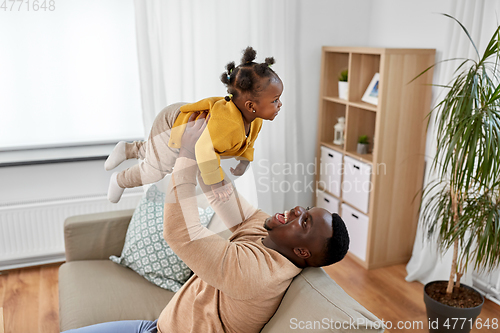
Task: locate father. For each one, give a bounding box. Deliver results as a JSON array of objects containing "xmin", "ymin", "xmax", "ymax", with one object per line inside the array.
[
  {"xmin": 157, "ymin": 112, "xmax": 349, "ymax": 332},
  {"xmin": 63, "ymin": 112, "xmax": 349, "ymax": 333}
]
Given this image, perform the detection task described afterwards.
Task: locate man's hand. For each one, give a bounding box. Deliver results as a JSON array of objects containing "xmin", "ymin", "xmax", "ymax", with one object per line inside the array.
[
  {"xmin": 179, "ymin": 111, "xmax": 210, "ymax": 160},
  {"xmin": 211, "ymin": 180, "xmax": 233, "ymax": 202},
  {"xmin": 230, "ymin": 160, "xmax": 250, "ymax": 176}
]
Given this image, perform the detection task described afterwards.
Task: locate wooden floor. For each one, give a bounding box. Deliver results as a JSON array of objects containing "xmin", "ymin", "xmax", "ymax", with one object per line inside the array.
[
  {"xmin": 324, "ymin": 255, "xmax": 500, "ymax": 332},
  {"xmin": 0, "ymin": 257, "xmax": 499, "ymax": 333},
  {"xmin": 0, "ymin": 264, "xmax": 59, "ymax": 333}
]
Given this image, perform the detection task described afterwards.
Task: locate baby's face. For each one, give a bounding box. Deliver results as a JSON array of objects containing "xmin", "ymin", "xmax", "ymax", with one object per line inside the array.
[{"xmin": 253, "ymin": 78, "xmax": 283, "ymax": 121}]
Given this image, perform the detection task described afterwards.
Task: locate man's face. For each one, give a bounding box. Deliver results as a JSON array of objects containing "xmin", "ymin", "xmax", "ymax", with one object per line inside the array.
[{"xmin": 264, "ymin": 206, "xmax": 333, "ymax": 262}]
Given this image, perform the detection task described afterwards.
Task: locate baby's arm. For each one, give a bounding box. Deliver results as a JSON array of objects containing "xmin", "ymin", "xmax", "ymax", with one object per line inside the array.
[
  {"xmin": 232, "ymin": 119, "xmax": 260, "ymax": 176},
  {"xmin": 230, "ymin": 160, "xmax": 250, "ymax": 176}
]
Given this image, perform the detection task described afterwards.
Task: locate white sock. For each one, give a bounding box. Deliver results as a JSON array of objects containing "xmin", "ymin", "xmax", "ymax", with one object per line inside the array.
[
  {"xmin": 104, "ymin": 141, "xmax": 127, "ymax": 171},
  {"xmin": 107, "ymin": 172, "xmax": 125, "ymax": 203}
]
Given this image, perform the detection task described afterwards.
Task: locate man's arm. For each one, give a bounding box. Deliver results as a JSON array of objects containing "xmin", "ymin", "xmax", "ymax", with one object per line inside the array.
[
  {"xmin": 163, "ymin": 114, "xmax": 264, "ymax": 299},
  {"xmin": 164, "ymin": 157, "xmax": 269, "ymax": 300},
  {"xmin": 197, "ymin": 173, "xmax": 258, "ymax": 233}
]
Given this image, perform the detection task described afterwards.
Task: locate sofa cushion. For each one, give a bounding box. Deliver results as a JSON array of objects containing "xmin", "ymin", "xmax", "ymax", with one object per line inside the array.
[
  {"xmin": 261, "ymin": 267, "xmax": 384, "ymax": 333},
  {"xmin": 64, "ymin": 209, "xmax": 135, "ymax": 262},
  {"xmin": 110, "ymin": 184, "xmax": 214, "ymax": 292},
  {"xmin": 58, "ymin": 260, "xmax": 175, "ymax": 331}
]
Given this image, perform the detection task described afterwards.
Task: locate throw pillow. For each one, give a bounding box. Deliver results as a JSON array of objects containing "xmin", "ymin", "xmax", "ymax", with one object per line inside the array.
[{"xmin": 110, "ymin": 184, "xmax": 214, "ymax": 292}]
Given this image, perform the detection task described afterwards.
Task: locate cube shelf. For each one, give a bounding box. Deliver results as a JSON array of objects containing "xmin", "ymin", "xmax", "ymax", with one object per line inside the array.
[
  {"xmin": 319, "ymin": 100, "xmax": 346, "ymax": 148},
  {"xmin": 349, "ymin": 53, "xmax": 381, "ymax": 104},
  {"xmin": 323, "ymin": 52, "xmax": 349, "ymax": 98},
  {"xmin": 345, "ymin": 106, "xmax": 376, "ymax": 162},
  {"xmin": 314, "ymin": 46, "xmax": 435, "ymax": 269}
]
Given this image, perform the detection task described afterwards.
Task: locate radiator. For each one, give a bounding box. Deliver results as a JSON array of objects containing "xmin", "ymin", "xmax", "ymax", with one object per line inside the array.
[
  {"xmin": 473, "ymin": 268, "xmax": 500, "ymax": 306},
  {"xmin": 0, "ymin": 191, "xmax": 142, "ymax": 271}
]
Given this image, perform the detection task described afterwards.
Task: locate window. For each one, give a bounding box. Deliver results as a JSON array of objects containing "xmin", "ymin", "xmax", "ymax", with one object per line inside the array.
[{"xmin": 0, "ymin": 0, "xmax": 144, "ymax": 150}]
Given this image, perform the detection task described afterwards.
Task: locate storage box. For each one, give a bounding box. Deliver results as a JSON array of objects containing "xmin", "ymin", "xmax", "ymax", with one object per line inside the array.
[
  {"xmin": 316, "ymin": 189, "xmax": 340, "ymax": 214},
  {"xmin": 319, "ymin": 146, "xmax": 343, "ymax": 197},
  {"xmin": 342, "ymin": 156, "xmax": 372, "ymax": 214},
  {"xmin": 341, "ymin": 204, "xmax": 369, "ymax": 261}
]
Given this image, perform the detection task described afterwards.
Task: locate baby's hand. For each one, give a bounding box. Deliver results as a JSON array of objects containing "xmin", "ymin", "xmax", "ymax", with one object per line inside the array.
[
  {"xmin": 230, "ymin": 160, "xmax": 250, "ymax": 176},
  {"xmin": 211, "ymin": 180, "xmax": 233, "ymax": 202}
]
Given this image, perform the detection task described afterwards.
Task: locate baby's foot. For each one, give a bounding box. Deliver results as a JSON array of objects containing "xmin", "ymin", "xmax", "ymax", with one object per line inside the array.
[
  {"xmin": 107, "ymin": 172, "xmax": 125, "ymax": 203},
  {"xmin": 104, "ymin": 141, "xmax": 127, "ymax": 171}
]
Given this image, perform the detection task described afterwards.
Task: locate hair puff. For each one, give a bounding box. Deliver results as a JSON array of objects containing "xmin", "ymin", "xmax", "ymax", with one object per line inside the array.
[
  {"xmin": 264, "ymin": 57, "xmax": 275, "ymax": 66},
  {"xmin": 225, "ymin": 61, "xmax": 236, "ymax": 73},
  {"xmin": 220, "ymin": 46, "xmax": 280, "ymax": 99},
  {"xmin": 237, "ymin": 69, "xmax": 253, "ymax": 90},
  {"xmin": 254, "ymin": 63, "xmax": 268, "ymax": 76},
  {"xmin": 241, "ymin": 46, "xmax": 257, "ymax": 64}
]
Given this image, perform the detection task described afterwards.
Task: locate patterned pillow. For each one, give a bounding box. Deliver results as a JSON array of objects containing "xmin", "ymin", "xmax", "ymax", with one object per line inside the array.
[{"xmin": 110, "ymin": 184, "xmax": 214, "ymax": 292}]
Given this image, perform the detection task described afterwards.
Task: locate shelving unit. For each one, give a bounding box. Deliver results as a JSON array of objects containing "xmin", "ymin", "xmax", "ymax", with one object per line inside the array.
[{"xmin": 314, "ymin": 46, "xmax": 435, "ymax": 269}]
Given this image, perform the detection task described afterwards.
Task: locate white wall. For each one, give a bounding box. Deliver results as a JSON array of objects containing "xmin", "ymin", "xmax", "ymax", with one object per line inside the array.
[
  {"xmin": 295, "ymin": 0, "xmax": 373, "ymax": 206},
  {"xmin": 367, "ymin": 0, "xmax": 453, "ymax": 49},
  {"xmin": 367, "ymin": 0, "xmax": 454, "ymax": 99},
  {"xmin": 1, "ymin": 0, "xmax": 460, "ymax": 209}
]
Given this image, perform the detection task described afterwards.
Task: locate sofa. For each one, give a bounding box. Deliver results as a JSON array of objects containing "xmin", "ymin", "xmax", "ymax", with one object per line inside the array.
[{"xmin": 58, "ymin": 206, "xmax": 385, "ymax": 332}]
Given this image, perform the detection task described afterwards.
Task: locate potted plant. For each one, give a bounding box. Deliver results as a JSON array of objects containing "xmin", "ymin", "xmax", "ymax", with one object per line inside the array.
[
  {"xmin": 417, "ymin": 14, "xmax": 500, "ymax": 332},
  {"xmin": 357, "ymin": 135, "xmax": 369, "ymax": 154},
  {"xmin": 338, "ymin": 69, "xmax": 348, "ymax": 100}
]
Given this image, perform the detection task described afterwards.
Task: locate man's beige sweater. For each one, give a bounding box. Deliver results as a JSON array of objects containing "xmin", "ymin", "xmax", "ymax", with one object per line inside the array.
[{"xmin": 157, "ymin": 157, "xmax": 301, "ymax": 333}]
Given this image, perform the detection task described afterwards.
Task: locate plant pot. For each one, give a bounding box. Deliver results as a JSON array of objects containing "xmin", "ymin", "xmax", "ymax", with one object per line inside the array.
[
  {"xmin": 424, "ymin": 281, "xmax": 484, "ymax": 333},
  {"xmin": 357, "ymin": 143, "xmax": 369, "ymax": 155},
  {"xmin": 338, "ymin": 81, "xmax": 348, "ymax": 100}
]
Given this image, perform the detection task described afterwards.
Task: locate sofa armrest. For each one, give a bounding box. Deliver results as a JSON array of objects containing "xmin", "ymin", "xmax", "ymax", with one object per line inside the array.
[
  {"xmin": 261, "ymin": 267, "xmax": 384, "ymax": 332},
  {"xmin": 64, "ymin": 209, "xmax": 134, "ymax": 262}
]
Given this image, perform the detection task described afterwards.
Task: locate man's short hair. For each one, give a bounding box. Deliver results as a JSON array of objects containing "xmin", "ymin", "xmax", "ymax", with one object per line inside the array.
[{"xmin": 319, "ymin": 213, "xmax": 349, "ymax": 267}]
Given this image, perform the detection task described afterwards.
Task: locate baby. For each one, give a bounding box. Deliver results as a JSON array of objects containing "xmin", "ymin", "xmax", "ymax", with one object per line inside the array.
[{"xmin": 105, "ymin": 47, "xmax": 283, "ymax": 203}]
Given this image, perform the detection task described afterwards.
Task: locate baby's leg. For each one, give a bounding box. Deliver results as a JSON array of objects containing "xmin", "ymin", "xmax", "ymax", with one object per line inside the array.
[
  {"xmin": 107, "ymin": 103, "xmax": 184, "ymax": 203},
  {"xmin": 125, "ymin": 140, "xmax": 147, "ymax": 159},
  {"xmin": 115, "ymin": 149, "xmax": 176, "ymax": 188},
  {"xmin": 104, "ymin": 141, "xmax": 147, "ymax": 171}
]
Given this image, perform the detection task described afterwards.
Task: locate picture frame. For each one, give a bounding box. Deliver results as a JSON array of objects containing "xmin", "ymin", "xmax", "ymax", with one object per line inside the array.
[{"xmin": 361, "ymin": 73, "xmax": 379, "ymax": 105}]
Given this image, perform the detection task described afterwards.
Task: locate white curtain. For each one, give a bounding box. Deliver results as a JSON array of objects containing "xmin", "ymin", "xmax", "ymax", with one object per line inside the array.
[
  {"xmin": 133, "ymin": 0, "xmax": 304, "ymax": 214},
  {"xmin": 406, "ymin": 0, "xmax": 500, "ymax": 285}
]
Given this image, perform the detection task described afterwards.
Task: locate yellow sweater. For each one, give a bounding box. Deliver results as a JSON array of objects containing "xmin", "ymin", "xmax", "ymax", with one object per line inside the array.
[
  {"xmin": 168, "ymin": 97, "xmax": 263, "ymax": 185},
  {"xmin": 158, "ymin": 157, "xmax": 301, "ymax": 333}
]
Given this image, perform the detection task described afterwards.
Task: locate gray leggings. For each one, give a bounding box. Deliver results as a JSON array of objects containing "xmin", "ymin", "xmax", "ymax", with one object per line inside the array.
[
  {"xmin": 117, "ymin": 102, "xmax": 184, "ymax": 188},
  {"xmin": 62, "ymin": 320, "xmax": 158, "ymax": 333}
]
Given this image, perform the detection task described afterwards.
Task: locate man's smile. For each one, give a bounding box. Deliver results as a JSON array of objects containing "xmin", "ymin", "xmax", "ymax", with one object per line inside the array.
[{"xmin": 265, "ymin": 210, "xmax": 291, "ymax": 230}]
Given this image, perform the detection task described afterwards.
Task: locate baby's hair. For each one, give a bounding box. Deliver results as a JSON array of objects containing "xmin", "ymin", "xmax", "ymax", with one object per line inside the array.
[{"xmin": 221, "ymin": 46, "xmax": 279, "ymax": 101}]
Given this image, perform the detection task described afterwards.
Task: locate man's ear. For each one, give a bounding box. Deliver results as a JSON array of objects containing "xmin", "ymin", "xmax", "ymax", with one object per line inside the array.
[{"xmin": 293, "ymin": 247, "xmax": 311, "ymax": 259}]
